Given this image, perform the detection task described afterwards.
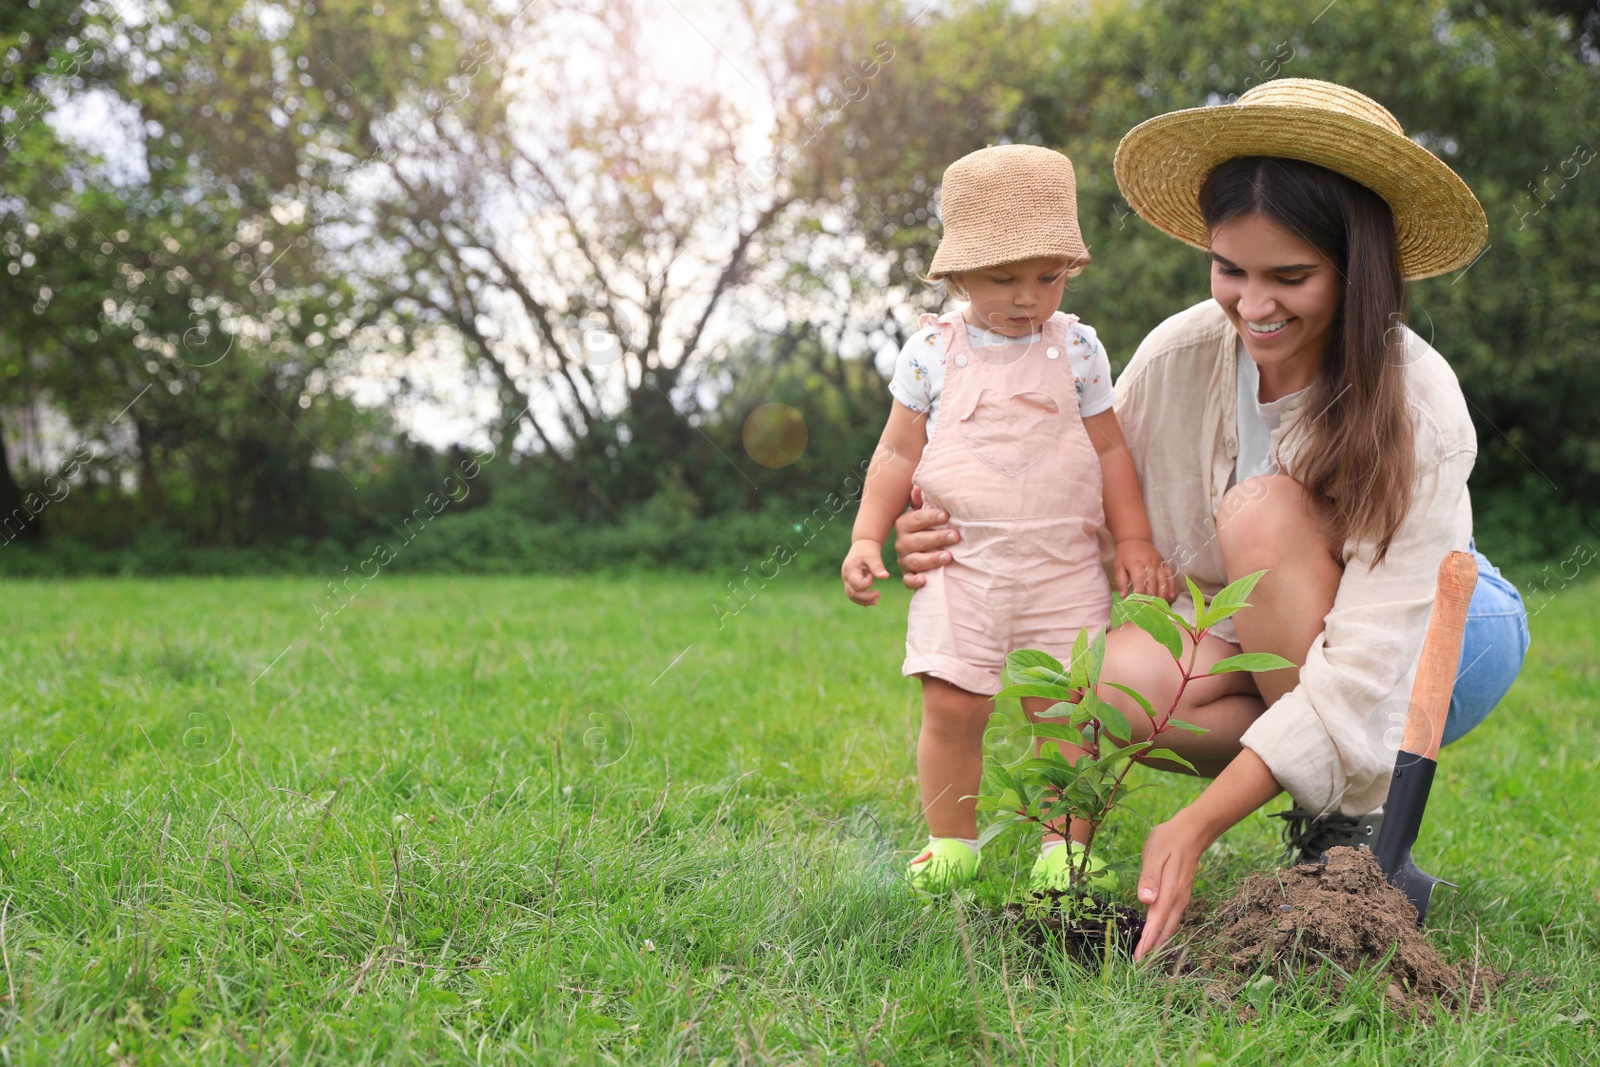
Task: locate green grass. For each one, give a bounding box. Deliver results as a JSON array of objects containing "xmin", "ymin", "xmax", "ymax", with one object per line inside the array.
[{"xmin": 0, "ymin": 572, "xmax": 1595, "ymax": 1064}]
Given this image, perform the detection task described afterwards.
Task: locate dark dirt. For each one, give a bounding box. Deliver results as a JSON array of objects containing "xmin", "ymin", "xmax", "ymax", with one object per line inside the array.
[
  {"xmin": 1002, "ymin": 889, "xmax": 1146, "ymax": 965},
  {"xmin": 1187, "ymin": 846, "xmax": 1503, "ymax": 1016}
]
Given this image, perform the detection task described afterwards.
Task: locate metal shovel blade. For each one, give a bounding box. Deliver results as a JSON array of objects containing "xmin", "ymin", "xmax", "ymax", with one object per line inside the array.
[
  {"xmin": 1372, "ymin": 751, "xmax": 1453, "ymax": 925},
  {"xmin": 1385, "ymin": 856, "xmax": 1444, "ymax": 927}
]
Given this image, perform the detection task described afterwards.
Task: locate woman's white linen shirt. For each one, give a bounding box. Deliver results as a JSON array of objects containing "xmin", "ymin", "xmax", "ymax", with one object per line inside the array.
[{"xmin": 1113, "ymin": 300, "xmax": 1477, "ymax": 816}]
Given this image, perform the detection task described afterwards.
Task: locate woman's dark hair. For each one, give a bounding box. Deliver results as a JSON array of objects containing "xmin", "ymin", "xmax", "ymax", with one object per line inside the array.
[{"xmin": 1199, "ymin": 156, "xmax": 1414, "ymax": 564}]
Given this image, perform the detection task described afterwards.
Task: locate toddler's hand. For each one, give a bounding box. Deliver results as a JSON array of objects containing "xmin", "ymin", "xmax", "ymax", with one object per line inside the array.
[
  {"xmin": 842, "ymin": 539, "xmax": 891, "ymax": 606},
  {"xmin": 1114, "ymin": 539, "xmax": 1176, "ymax": 600}
]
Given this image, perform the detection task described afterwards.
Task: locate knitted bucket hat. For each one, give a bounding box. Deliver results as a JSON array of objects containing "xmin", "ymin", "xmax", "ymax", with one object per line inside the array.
[
  {"xmin": 928, "ymin": 144, "xmax": 1089, "ymax": 278},
  {"xmin": 1113, "ymin": 79, "xmax": 1487, "ymax": 280}
]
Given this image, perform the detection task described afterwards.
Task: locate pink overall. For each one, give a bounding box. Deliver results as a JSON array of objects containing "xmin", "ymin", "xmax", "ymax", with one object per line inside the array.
[{"xmin": 903, "ymin": 310, "xmax": 1112, "ymax": 695}]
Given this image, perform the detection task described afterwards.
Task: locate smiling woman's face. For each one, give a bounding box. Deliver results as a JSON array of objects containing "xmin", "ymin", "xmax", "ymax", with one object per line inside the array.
[{"xmin": 1208, "ymin": 213, "xmax": 1343, "ymax": 396}]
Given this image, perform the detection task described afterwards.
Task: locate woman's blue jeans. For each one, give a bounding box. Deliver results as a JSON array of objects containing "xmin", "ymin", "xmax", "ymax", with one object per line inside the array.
[{"xmin": 1442, "ymin": 541, "xmax": 1529, "ymax": 746}]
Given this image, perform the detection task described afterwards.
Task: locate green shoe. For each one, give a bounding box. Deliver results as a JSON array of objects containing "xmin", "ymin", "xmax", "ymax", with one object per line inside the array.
[
  {"xmin": 1030, "ymin": 840, "xmax": 1116, "ymax": 893},
  {"xmin": 906, "ymin": 838, "xmax": 979, "ymax": 892}
]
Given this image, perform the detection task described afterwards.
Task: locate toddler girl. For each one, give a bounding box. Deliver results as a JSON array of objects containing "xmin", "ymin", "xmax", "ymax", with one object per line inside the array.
[{"xmin": 841, "ymin": 144, "xmax": 1173, "ymax": 890}]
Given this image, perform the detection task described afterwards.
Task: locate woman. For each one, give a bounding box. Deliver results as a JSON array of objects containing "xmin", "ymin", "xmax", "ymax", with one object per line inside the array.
[{"xmin": 890, "ymin": 80, "xmax": 1530, "ymax": 959}]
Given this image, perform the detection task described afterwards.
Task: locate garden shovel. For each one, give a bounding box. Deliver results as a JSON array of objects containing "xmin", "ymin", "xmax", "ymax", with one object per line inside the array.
[{"xmin": 1371, "ymin": 549, "xmax": 1478, "ymax": 926}]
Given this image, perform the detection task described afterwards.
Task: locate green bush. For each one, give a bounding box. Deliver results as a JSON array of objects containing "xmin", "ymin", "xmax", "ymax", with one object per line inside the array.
[{"xmin": 0, "ymin": 491, "xmax": 862, "ymax": 579}]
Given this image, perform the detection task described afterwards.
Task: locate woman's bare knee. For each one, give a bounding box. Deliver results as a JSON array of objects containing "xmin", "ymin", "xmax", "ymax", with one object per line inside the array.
[
  {"xmin": 1216, "ymin": 475, "xmax": 1306, "ymax": 556},
  {"xmin": 1216, "ymin": 474, "xmax": 1337, "ymax": 569}
]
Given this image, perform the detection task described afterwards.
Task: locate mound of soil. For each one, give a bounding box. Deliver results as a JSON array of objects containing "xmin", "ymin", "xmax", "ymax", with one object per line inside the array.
[{"xmin": 1191, "ymin": 846, "xmax": 1502, "ymax": 1016}]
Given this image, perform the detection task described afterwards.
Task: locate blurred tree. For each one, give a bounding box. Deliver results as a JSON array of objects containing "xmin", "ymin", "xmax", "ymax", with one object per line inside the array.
[
  {"xmin": 344, "ymin": 0, "xmax": 810, "ymax": 522},
  {"xmin": 651, "ymin": 0, "xmax": 1048, "ymax": 521},
  {"xmin": 1, "ymin": 0, "xmax": 472, "ymax": 548},
  {"xmin": 0, "ymin": 0, "xmax": 92, "ymax": 542}
]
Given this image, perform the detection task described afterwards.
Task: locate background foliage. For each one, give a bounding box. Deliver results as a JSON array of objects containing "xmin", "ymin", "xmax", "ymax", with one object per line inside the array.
[{"xmin": 2, "ymin": 0, "xmax": 1597, "ymax": 582}]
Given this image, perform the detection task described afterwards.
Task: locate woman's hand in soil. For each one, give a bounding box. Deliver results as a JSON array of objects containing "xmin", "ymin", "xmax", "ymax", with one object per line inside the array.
[
  {"xmin": 1114, "ymin": 538, "xmax": 1177, "ymax": 600},
  {"xmin": 842, "ymin": 539, "xmax": 891, "ymax": 606},
  {"xmin": 1132, "ymin": 816, "xmax": 1204, "ymax": 961},
  {"xmin": 893, "ymin": 486, "xmax": 959, "ymax": 588},
  {"xmin": 1133, "ymin": 751, "xmax": 1284, "ymax": 961}
]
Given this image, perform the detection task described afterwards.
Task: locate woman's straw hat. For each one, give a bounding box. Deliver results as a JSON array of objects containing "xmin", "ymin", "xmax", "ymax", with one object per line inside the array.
[
  {"xmin": 928, "ymin": 144, "xmax": 1089, "ymax": 278},
  {"xmin": 1114, "ymin": 79, "xmax": 1487, "ymax": 280}
]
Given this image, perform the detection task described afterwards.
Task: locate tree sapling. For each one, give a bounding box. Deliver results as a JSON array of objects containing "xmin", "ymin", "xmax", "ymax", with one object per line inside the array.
[{"xmin": 974, "ymin": 570, "xmax": 1293, "ymax": 896}]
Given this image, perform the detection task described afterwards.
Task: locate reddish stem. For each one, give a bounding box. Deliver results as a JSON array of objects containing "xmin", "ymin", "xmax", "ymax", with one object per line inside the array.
[
  {"xmin": 1082, "ymin": 620, "xmax": 1213, "ymax": 870},
  {"xmin": 1026, "ymin": 618, "xmax": 1217, "ymax": 889}
]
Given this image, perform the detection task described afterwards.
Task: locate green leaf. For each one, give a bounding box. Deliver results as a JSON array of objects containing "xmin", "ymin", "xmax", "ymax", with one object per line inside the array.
[
  {"xmin": 1112, "ymin": 594, "xmax": 1184, "ymax": 661},
  {"xmin": 1018, "ymin": 756, "xmax": 1078, "ymax": 777},
  {"xmin": 1111, "ymin": 591, "xmax": 1168, "ymax": 624},
  {"xmin": 1066, "ymin": 629, "xmax": 1092, "ymax": 688},
  {"xmin": 984, "ymin": 757, "xmax": 1016, "ymax": 785},
  {"xmin": 994, "ymin": 682, "xmax": 1076, "ymax": 702},
  {"xmin": 1197, "ymin": 569, "xmax": 1267, "ymax": 629},
  {"xmin": 978, "ymin": 767, "xmax": 1010, "ymax": 800},
  {"xmin": 973, "ymin": 789, "xmax": 1023, "ymax": 812},
  {"xmin": 1066, "ymin": 776, "xmax": 1102, "ymax": 808},
  {"xmin": 1184, "ymin": 575, "xmax": 1207, "ymax": 627},
  {"xmin": 1206, "ymin": 652, "xmax": 1295, "ymax": 674},
  {"xmin": 977, "ymin": 815, "xmax": 1027, "ymax": 849},
  {"xmin": 1097, "ymin": 740, "xmax": 1152, "ymax": 773},
  {"xmin": 1004, "ymin": 649, "xmax": 1065, "ymax": 685},
  {"xmin": 1006, "ymin": 722, "xmax": 1085, "ymax": 745},
  {"xmin": 1021, "ymin": 664, "xmax": 1076, "ymax": 688},
  {"xmin": 1165, "ymin": 717, "xmax": 1209, "ymax": 734},
  {"xmin": 1102, "ymin": 682, "xmax": 1154, "ymax": 724},
  {"xmin": 168, "ymin": 985, "xmax": 200, "ymax": 1031},
  {"xmin": 1085, "ymin": 627, "xmax": 1107, "ymax": 688},
  {"xmin": 982, "ymin": 761, "xmax": 1028, "ymax": 804},
  {"xmin": 1244, "ymin": 974, "xmax": 1277, "ymax": 1015},
  {"xmin": 1034, "ymin": 700, "xmax": 1077, "ymax": 719},
  {"xmin": 1080, "ymin": 691, "xmax": 1132, "ymax": 743},
  {"xmin": 1017, "ymin": 763, "xmax": 1080, "ymax": 794},
  {"xmin": 1144, "ymin": 748, "xmax": 1200, "ymax": 774}
]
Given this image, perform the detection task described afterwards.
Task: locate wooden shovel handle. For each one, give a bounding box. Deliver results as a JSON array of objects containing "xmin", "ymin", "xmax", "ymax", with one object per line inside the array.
[{"xmin": 1401, "ymin": 550, "xmax": 1479, "ymax": 760}]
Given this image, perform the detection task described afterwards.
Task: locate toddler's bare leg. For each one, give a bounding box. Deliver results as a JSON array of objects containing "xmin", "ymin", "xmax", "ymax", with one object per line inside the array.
[{"xmin": 917, "ymin": 676, "xmax": 994, "ymax": 839}]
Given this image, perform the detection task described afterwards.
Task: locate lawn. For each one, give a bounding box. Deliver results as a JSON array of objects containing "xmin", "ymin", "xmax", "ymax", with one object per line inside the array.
[{"xmin": 1, "ymin": 572, "xmax": 1596, "ymax": 1064}]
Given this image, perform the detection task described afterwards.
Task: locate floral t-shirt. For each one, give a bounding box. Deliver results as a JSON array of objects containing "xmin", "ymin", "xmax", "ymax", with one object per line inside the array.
[{"xmin": 889, "ymin": 319, "xmax": 1116, "ymax": 437}]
